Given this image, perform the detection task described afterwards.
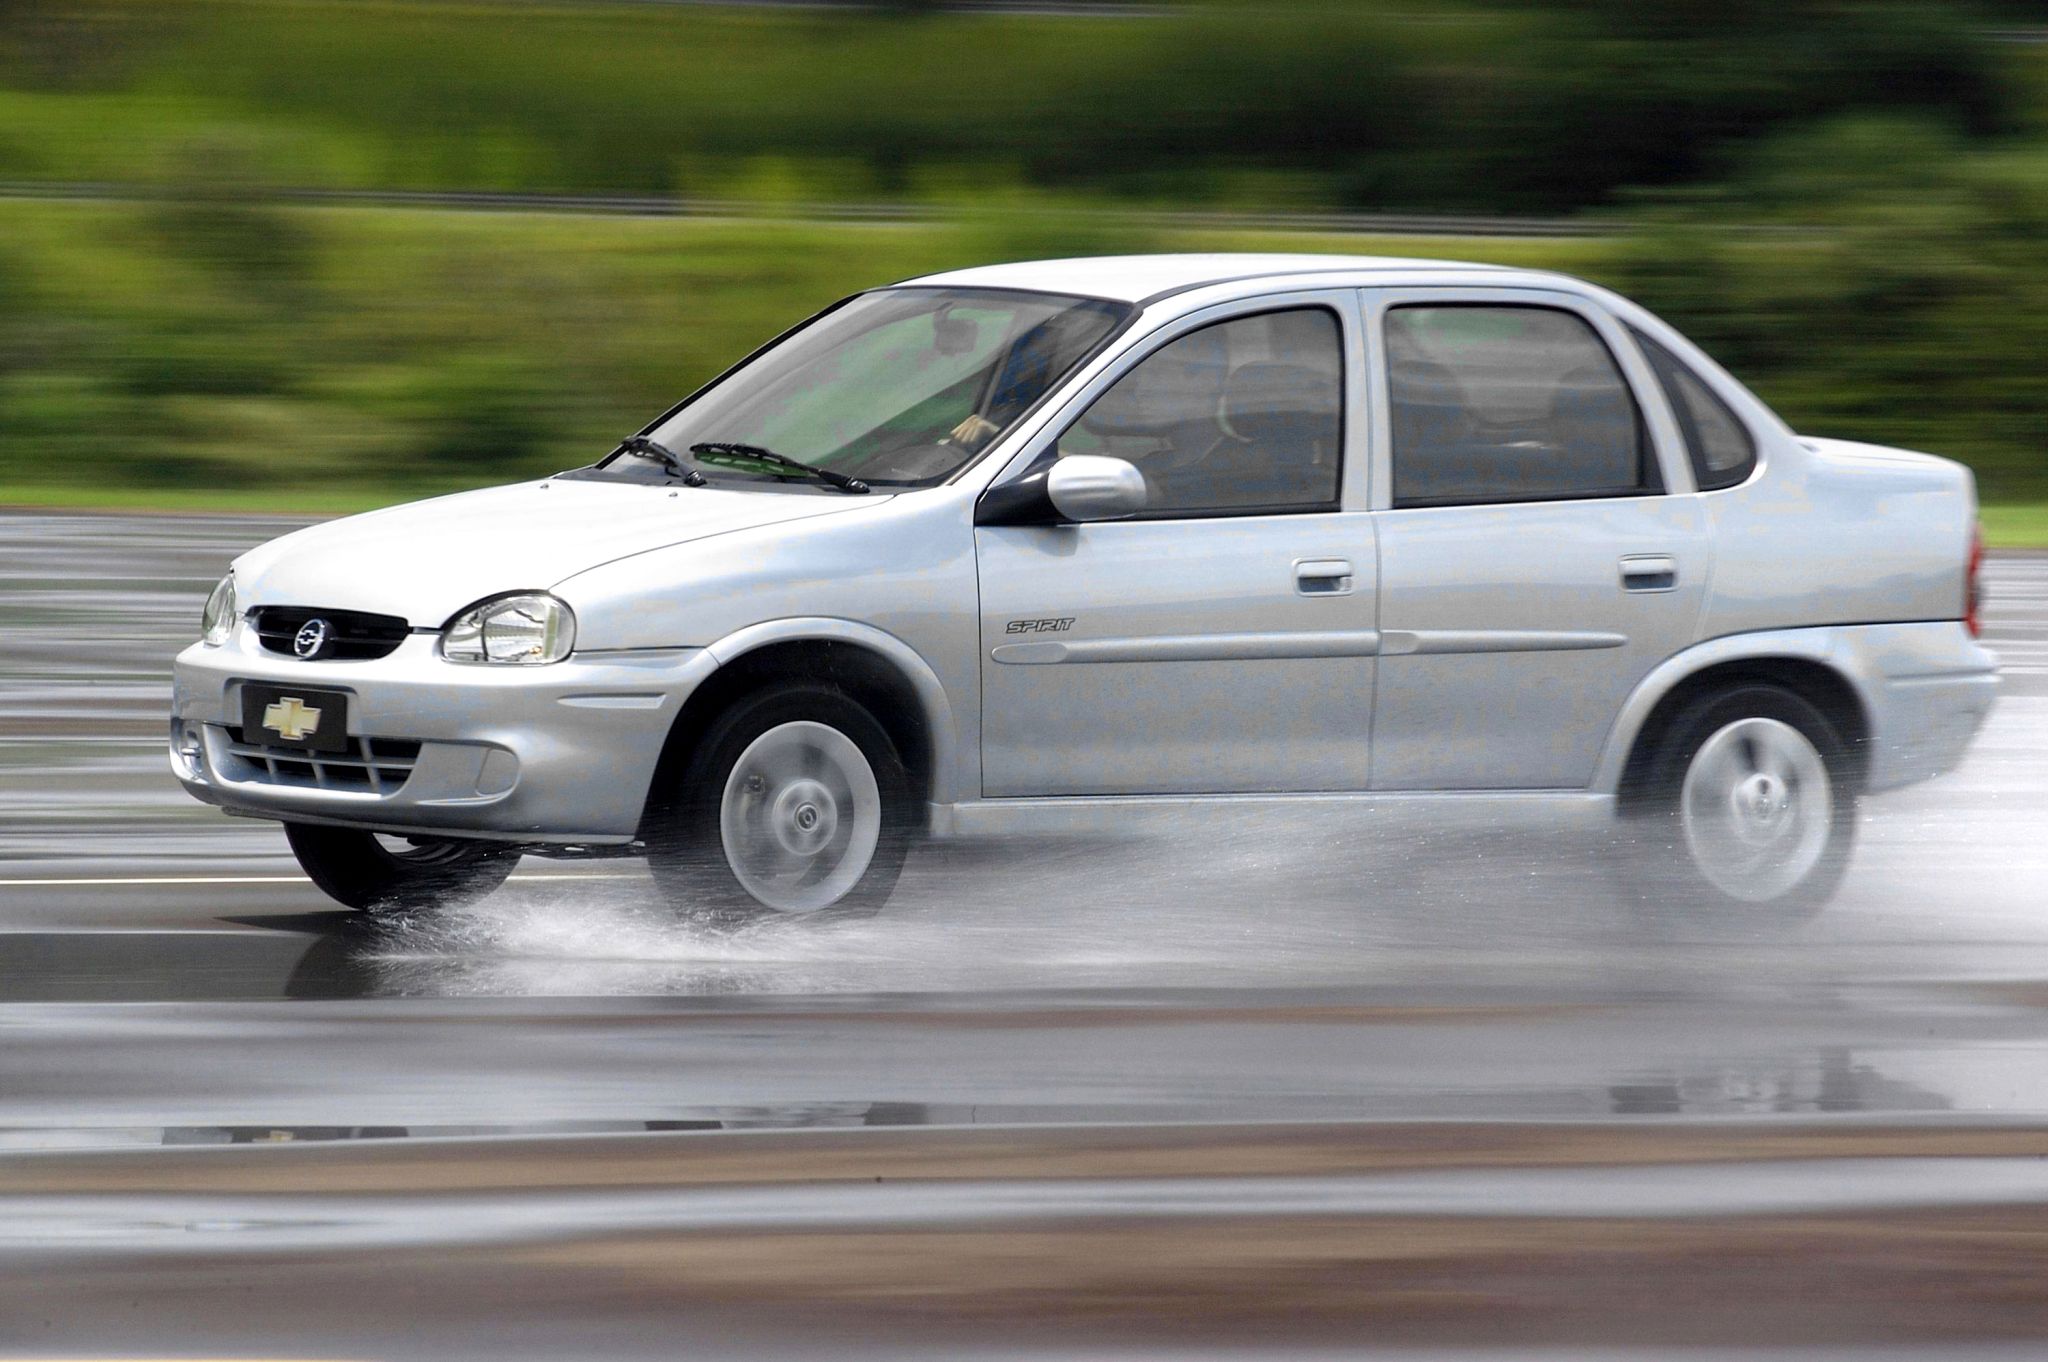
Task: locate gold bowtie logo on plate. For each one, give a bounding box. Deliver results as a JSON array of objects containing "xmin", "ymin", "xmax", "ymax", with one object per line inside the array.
[{"xmin": 262, "ymin": 696, "xmax": 323, "ymax": 742}]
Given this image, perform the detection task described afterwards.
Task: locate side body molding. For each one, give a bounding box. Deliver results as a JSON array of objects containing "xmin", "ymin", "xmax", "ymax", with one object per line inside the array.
[
  {"xmin": 990, "ymin": 629, "xmax": 1624, "ymax": 667},
  {"xmin": 1379, "ymin": 630, "xmax": 1626, "ymax": 657},
  {"xmin": 703, "ymin": 617, "xmax": 966, "ymax": 806},
  {"xmin": 991, "ymin": 630, "xmax": 1382, "ymax": 666}
]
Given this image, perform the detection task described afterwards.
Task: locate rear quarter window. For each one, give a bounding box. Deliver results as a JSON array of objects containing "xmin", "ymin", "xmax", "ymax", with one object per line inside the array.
[{"xmin": 1629, "ymin": 327, "xmax": 1758, "ymax": 492}]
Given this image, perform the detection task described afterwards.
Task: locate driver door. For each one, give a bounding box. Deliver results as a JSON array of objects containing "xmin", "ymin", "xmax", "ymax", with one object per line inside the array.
[{"xmin": 973, "ymin": 294, "xmax": 1379, "ymax": 797}]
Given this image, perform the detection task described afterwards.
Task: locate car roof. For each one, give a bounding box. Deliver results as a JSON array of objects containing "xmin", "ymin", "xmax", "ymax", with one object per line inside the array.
[{"xmin": 893, "ymin": 253, "xmax": 1528, "ymax": 305}]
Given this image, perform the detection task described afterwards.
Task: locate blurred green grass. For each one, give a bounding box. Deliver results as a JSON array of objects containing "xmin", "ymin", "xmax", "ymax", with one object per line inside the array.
[
  {"xmin": 1981, "ymin": 503, "xmax": 2048, "ymax": 550},
  {"xmin": 0, "ymin": 194, "xmax": 1599, "ymax": 502},
  {"xmin": 2, "ymin": 193, "xmax": 2042, "ymax": 542},
  {"xmin": 1, "ymin": 1, "xmax": 2045, "ymax": 541}
]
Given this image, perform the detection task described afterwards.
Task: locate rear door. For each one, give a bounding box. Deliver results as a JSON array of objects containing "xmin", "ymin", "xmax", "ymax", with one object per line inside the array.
[
  {"xmin": 1362, "ymin": 287, "xmax": 1710, "ymax": 789},
  {"xmin": 974, "ymin": 293, "xmax": 1379, "ymax": 797}
]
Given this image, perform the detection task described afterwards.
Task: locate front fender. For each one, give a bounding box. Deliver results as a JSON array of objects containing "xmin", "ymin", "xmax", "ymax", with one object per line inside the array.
[{"xmin": 704, "ymin": 617, "xmax": 968, "ymax": 807}]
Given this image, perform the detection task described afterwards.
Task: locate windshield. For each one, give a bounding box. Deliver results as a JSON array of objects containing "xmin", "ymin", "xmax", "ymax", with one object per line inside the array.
[{"xmin": 613, "ymin": 287, "xmax": 1131, "ymax": 489}]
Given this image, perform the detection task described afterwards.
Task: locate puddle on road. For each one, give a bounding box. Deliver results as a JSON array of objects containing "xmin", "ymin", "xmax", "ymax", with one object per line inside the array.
[
  {"xmin": 0, "ymin": 1112, "xmax": 875, "ymax": 1152},
  {"xmin": 14, "ymin": 794, "xmax": 2048, "ymax": 1007},
  {"xmin": 0, "ymin": 1042, "xmax": 1968, "ymax": 1154},
  {"xmin": 344, "ymin": 810, "xmax": 1766, "ymax": 1000},
  {"xmin": 9, "ymin": 803, "xmax": 2048, "ymax": 1149}
]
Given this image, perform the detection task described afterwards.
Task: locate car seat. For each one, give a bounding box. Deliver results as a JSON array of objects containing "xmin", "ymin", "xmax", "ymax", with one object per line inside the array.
[
  {"xmin": 1198, "ymin": 361, "xmax": 1342, "ymax": 508},
  {"xmin": 1388, "ymin": 355, "xmax": 1485, "ymax": 503}
]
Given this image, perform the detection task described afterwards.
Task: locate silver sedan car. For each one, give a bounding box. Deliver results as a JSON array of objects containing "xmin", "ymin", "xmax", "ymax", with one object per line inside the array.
[{"xmin": 171, "ymin": 254, "xmax": 1997, "ymax": 921}]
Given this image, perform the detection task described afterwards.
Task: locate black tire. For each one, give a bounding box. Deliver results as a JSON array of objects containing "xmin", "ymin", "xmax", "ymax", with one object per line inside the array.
[
  {"xmin": 1620, "ymin": 683, "xmax": 1859, "ymax": 921},
  {"xmin": 284, "ymin": 823, "xmax": 522, "ymax": 913},
  {"xmin": 646, "ymin": 684, "xmax": 914, "ymax": 926}
]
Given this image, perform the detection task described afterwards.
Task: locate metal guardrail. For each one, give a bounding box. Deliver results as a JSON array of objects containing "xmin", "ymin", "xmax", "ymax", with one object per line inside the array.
[
  {"xmin": 364, "ymin": 0, "xmax": 1168, "ymax": 11},
  {"xmin": 157, "ymin": 0, "xmax": 2048, "ymax": 23},
  {"xmin": 0, "ymin": 180, "xmax": 1609, "ymax": 239}
]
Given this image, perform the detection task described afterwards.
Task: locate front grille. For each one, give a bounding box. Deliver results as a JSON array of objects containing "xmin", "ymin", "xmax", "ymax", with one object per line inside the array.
[
  {"xmin": 221, "ymin": 725, "xmax": 422, "ymax": 795},
  {"xmin": 250, "ymin": 606, "xmax": 411, "ymax": 661}
]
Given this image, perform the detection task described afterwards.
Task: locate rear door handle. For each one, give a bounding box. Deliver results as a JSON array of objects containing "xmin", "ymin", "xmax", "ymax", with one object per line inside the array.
[
  {"xmin": 1295, "ymin": 559, "xmax": 1354, "ymax": 596},
  {"xmin": 1620, "ymin": 554, "xmax": 1678, "ymax": 592}
]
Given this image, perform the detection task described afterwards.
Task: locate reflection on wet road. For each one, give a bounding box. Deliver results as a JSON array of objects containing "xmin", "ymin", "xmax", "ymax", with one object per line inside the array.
[{"xmin": 3, "ymin": 511, "xmax": 2047, "ymax": 1358}]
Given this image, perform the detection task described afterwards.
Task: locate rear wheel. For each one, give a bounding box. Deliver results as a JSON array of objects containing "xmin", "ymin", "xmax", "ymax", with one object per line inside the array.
[
  {"xmin": 284, "ymin": 823, "xmax": 522, "ymax": 913},
  {"xmin": 1624, "ymin": 684, "xmax": 1859, "ymax": 920},
  {"xmin": 647, "ymin": 684, "xmax": 913, "ymax": 925}
]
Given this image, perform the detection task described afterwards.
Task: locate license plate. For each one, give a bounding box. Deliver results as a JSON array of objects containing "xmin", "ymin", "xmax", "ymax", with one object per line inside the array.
[{"xmin": 241, "ymin": 683, "xmax": 351, "ymax": 754}]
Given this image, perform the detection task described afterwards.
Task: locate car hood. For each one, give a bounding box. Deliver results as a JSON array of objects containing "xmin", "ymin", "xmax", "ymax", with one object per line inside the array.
[{"xmin": 233, "ymin": 478, "xmax": 887, "ymax": 625}]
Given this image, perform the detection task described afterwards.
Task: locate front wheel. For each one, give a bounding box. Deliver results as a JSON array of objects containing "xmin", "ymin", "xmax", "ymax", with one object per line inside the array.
[
  {"xmin": 1624, "ymin": 684, "xmax": 1859, "ymax": 920},
  {"xmin": 647, "ymin": 685, "xmax": 914, "ymax": 925},
  {"xmin": 284, "ymin": 823, "xmax": 522, "ymax": 913}
]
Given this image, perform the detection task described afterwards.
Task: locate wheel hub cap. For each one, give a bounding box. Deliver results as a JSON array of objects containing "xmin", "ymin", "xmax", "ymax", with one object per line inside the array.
[
  {"xmin": 771, "ymin": 779, "xmax": 839, "ymax": 856},
  {"xmin": 718, "ymin": 720, "xmax": 882, "ymax": 915},
  {"xmin": 1679, "ymin": 715, "xmax": 1833, "ymax": 903},
  {"xmin": 1733, "ymin": 772, "xmax": 1788, "ymax": 838}
]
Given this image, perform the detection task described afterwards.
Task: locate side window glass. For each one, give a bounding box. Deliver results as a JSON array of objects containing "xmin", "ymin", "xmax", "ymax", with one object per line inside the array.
[
  {"xmin": 1057, "ymin": 308, "xmax": 1343, "ymax": 516},
  {"xmin": 1630, "ymin": 327, "xmax": 1757, "ymax": 491},
  {"xmin": 1386, "ymin": 305, "xmax": 1658, "ymax": 507}
]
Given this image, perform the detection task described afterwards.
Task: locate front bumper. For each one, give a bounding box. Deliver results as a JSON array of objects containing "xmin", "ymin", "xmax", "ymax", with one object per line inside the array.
[{"xmin": 170, "ymin": 625, "xmax": 715, "ymax": 843}]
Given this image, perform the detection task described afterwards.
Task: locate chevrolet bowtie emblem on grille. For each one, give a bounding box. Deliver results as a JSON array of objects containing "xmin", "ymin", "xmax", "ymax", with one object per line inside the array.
[
  {"xmin": 293, "ymin": 617, "xmax": 332, "ymax": 659},
  {"xmin": 262, "ymin": 696, "xmax": 323, "ymax": 742}
]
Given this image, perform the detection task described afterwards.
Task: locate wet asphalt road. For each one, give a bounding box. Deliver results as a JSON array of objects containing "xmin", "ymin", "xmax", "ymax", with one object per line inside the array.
[{"xmin": 2, "ymin": 510, "xmax": 2047, "ymax": 1359}]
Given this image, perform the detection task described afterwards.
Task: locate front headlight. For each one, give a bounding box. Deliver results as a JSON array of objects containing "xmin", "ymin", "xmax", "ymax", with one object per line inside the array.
[
  {"xmin": 201, "ymin": 573, "xmax": 237, "ymax": 646},
  {"xmin": 441, "ymin": 593, "xmax": 575, "ymax": 665}
]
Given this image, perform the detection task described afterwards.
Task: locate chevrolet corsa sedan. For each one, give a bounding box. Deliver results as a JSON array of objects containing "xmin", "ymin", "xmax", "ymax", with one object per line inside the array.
[{"xmin": 171, "ymin": 254, "xmax": 1998, "ymax": 921}]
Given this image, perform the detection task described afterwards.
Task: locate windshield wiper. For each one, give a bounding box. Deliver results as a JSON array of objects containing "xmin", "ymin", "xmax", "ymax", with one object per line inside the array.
[
  {"xmin": 689, "ymin": 441, "xmax": 870, "ymax": 495},
  {"xmin": 613, "ymin": 435, "xmax": 706, "ymax": 486}
]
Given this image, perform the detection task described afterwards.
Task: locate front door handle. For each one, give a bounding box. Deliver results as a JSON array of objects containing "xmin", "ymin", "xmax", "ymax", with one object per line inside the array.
[
  {"xmin": 1296, "ymin": 559, "xmax": 1354, "ymax": 596},
  {"xmin": 1620, "ymin": 554, "xmax": 1678, "ymax": 592}
]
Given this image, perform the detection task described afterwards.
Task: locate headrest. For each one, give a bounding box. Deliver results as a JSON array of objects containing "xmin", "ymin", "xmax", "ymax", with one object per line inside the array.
[
  {"xmin": 1078, "ymin": 327, "xmax": 1232, "ymax": 438},
  {"xmin": 1389, "ymin": 352, "xmax": 1468, "ymax": 397},
  {"xmin": 1217, "ymin": 362, "xmax": 1340, "ymax": 443},
  {"xmin": 1549, "ymin": 362, "xmax": 1631, "ymax": 416}
]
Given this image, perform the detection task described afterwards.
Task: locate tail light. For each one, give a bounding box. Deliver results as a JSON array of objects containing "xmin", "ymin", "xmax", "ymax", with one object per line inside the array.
[{"xmin": 1965, "ymin": 521, "xmax": 1985, "ymax": 639}]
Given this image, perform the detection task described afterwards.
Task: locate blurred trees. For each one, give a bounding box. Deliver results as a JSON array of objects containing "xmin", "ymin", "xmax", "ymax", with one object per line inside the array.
[
  {"xmin": 1609, "ymin": 117, "xmax": 2048, "ymax": 497},
  {"xmin": 1111, "ymin": 0, "xmax": 2010, "ymax": 213},
  {"xmin": 0, "ymin": 0, "xmax": 149, "ymax": 88},
  {"xmin": 1, "ymin": 0, "xmax": 2046, "ymax": 505},
  {"xmin": 0, "ymin": 0, "xmax": 2016, "ymax": 214}
]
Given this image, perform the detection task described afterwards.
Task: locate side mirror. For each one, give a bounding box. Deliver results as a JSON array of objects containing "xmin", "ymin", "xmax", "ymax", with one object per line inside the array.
[
  {"xmin": 1047, "ymin": 456, "xmax": 1147, "ymax": 522},
  {"xmin": 977, "ymin": 455, "xmax": 1147, "ymax": 526}
]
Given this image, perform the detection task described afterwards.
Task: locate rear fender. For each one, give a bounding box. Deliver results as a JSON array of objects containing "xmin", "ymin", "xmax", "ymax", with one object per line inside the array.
[{"xmin": 1593, "ymin": 627, "xmax": 1853, "ymax": 795}]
